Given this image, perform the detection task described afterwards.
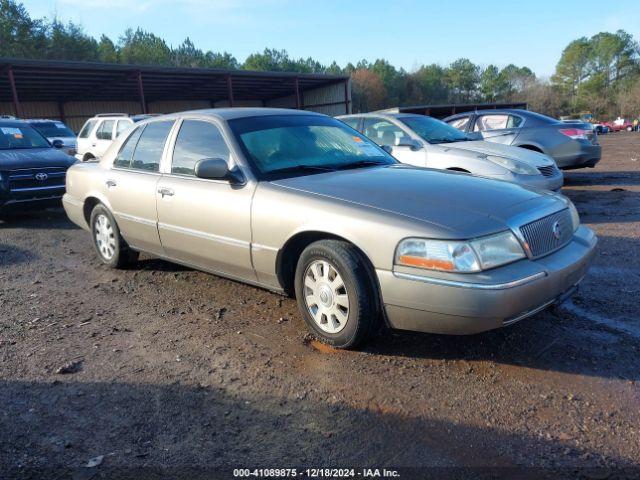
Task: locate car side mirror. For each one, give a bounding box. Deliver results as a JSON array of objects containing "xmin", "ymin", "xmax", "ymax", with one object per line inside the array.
[
  {"xmin": 394, "ymin": 137, "xmax": 422, "ymax": 150},
  {"xmin": 195, "ymin": 158, "xmax": 244, "ymax": 184},
  {"xmin": 52, "ymin": 139, "xmax": 64, "ymax": 149}
]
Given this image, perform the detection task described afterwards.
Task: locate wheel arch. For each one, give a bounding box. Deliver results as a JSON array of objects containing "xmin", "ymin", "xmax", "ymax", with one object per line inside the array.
[
  {"xmin": 276, "ymin": 230, "xmax": 376, "ymax": 298},
  {"xmin": 82, "ymin": 192, "xmax": 113, "ymax": 226}
]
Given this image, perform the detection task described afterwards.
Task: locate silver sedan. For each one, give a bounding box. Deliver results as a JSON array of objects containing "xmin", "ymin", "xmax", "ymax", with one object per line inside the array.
[
  {"xmin": 63, "ymin": 108, "xmax": 596, "ymax": 348},
  {"xmin": 338, "ymin": 112, "xmax": 563, "ymax": 191}
]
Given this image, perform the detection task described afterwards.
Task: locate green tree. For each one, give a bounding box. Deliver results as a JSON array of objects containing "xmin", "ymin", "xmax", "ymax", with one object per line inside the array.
[
  {"xmin": 552, "ymin": 38, "xmax": 593, "ymax": 101},
  {"xmin": 45, "ymin": 18, "xmax": 98, "ymax": 61},
  {"xmin": 445, "ymin": 58, "xmax": 479, "ymax": 102},
  {"xmin": 406, "ymin": 64, "xmax": 447, "ymax": 104},
  {"xmin": 173, "ymin": 38, "xmax": 204, "ymax": 67},
  {"xmin": 118, "ymin": 28, "xmax": 172, "ymax": 65},
  {"xmin": 97, "ymin": 35, "xmax": 118, "ymax": 63},
  {"xmin": 203, "ymin": 51, "xmax": 238, "ymax": 69},
  {"xmin": 0, "ymin": 0, "xmax": 47, "ymax": 58}
]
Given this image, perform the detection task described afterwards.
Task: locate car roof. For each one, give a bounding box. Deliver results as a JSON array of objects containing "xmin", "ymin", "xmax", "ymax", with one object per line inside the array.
[
  {"xmin": 175, "ymin": 107, "xmax": 325, "ymax": 121},
  {"xmin": 0, "ymin": 119, "xmax": 30, "ymax": 127}
]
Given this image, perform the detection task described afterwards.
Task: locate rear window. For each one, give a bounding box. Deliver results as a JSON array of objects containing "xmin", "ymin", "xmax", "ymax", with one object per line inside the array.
[
  {"xmin": 0, "ymin": 124, "xmax": 50, "ymax": 150},
  {"xmin": 28, "ymin": 121, "xmax": 75, "ymax": 138}
]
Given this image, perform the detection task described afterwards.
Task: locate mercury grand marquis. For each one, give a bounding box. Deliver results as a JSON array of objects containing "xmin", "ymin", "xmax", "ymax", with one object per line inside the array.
[{"xmin": 63, "ymin": 108, "xmax": 597, "ymax": 348}]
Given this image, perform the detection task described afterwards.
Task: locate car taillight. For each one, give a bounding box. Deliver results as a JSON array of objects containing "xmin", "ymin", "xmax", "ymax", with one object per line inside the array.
[{"xmin": 559, "ymin": 128, "xmax": 589, "ymax": 139}]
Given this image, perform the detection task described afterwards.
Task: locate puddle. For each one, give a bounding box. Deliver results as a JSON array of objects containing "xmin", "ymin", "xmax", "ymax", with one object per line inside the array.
[{"xmin": 561, "ymin": 300, "xmax": 640, "ymax": 339}]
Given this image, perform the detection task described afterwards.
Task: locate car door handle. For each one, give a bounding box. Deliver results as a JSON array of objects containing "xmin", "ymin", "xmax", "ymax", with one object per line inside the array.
[
  {"xmin": 158, "ymin": 187, "xmax": 174, "ymax": 197},
  {"xmin": 106, "ymin": 180, "xmax": 117, "ymax": 188},
  {"xmin": 91, "ymin": 143, "xmax": 97, "ymax": 147}
]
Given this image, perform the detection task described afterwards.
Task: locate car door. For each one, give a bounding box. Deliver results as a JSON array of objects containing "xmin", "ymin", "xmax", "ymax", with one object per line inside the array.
[
  {"xmin": 473, "ymin": 113, "xmax": 523, "ymax": 145},
  {"xmin": 76, "ymin": 119, "xmax": 98, "ymax": 158},
  {"xmin": 155, "ymin": 118, "xmax": 255, "ymax": 281},
  {"xmin": 94, "ymin": 119, "xmax": 116, "ymax": 157},
  {"xmin": 106, "ymin": 120, "xmax": 174, "ymax": 255},
  {"xmin": 362, "ymin": 117, "xmax": 425, "ymax": 167}
]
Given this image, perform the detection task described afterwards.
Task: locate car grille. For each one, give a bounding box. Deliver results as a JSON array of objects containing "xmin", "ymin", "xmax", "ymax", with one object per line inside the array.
[
  {"xmin": 7, "ymin": 167, "xmax": 66, "ymax": 199},
  {"xmin": 537, "ymin": 165, "xmax": 559, "ymax": 177},
  {"xmin": 519, "ymin": 209, "xmax": 573, "ymax": 258}
]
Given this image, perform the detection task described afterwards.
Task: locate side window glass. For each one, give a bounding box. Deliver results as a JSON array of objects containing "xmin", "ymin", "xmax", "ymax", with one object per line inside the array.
[
  {"xmin": 96, "ymin": 120, "xmax": 115, "ymax": 140},
  {"xmin": 362, "ymin": 118, "xmax": 408, "ymax": 146},
  {"xmin": 507, "ymin": 115, "xmax": 523, "ymax": 128},
  {"xmin": 78, "ymin": 120, "xmax": 97, "ymax": 139},
  {"xmin": 130, "ymin": 121, "xmax": 174, "ymax": 172},
  {"xmin": 171, "ymin": 120, "xmax": 230, "ymax": 176},
  {"xmin": 113, "ymin": 126, "xmax": 144, "ymax": 169},
  {"xmin": 474, "ymin": 115, "xmax": 509, "ymax": 132},
  {"xmin": 340, "ymin": 117, "xmax": 360, "ymax": 130},
  {"xmin": 115, "ymin": 120, "xmax": 131, "ymax": 138},
  {"xmin": 448, "ymin": 117, "xmax": 470, "ymax": 131}
]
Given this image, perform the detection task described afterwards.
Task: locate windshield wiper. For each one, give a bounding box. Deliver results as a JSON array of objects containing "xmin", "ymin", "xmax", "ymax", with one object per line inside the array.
[
  {"xmin": 335, "ymin": 160, "xmax": 388, "ymax": 170},
  {"xmin": 269, "ymin": 164, "xmax": 337, "ymax": 175}
]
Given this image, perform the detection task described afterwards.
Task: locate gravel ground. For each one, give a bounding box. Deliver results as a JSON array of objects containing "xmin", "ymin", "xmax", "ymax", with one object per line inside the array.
[{"xmin": 0, "ymin": 133, "xmax": 639, "ymax": 479}]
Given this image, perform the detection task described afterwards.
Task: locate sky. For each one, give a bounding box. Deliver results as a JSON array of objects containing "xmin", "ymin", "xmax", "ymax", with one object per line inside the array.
[{"xmin": 24, "ymin": 0, "xmax": 640, "ymax": 77}]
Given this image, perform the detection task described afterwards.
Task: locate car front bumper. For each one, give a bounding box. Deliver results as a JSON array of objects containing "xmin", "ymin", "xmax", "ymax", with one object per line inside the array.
[
  {"xmin": 510, "ymin": 171, "xmax": 564, "ymax": 192},
  {"xmin": 377, "ymin": 226, "xmax": 597, "ymax": 335}
]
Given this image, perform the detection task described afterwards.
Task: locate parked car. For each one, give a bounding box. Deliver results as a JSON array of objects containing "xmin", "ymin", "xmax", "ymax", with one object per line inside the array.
[
  {"xmin": 76, "ymin": 113, "xmax": 157, "ymax": 162},
  {"xmin": 593, "ymin": 123, "xmax": 609, "ymax": 135},
  {"xmin": 444, "ymin": 109, "xmax": 601, "ymax": 170},
  {"xmin": 62, "ymin": 108, "xmax": 597, "ymax": 348},
  {"xmin": 338, "ymin": 113, "xmax": 563, "ymax": 191},
  {"xmin": 0, "ymin": 119, "xmax": 76, "ymax": 214},
  {"xmin": 605, "ymin": 118, "xmax": 634, "ymax": 132},
  {"xmin": 26, "ymin": 118, "xmax": 77, "ymax": 157}
]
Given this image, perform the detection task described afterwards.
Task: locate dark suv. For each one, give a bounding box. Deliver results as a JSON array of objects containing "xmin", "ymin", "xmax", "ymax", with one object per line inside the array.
[{"xmin": 0, "ymin": 119, "xmax": 76, "ymax": 214}]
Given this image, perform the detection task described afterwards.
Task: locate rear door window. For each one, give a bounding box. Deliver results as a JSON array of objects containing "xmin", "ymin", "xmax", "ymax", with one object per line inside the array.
[
  {"xmin": 113, "ymin": 126, "xmax": 144, "ymax": 169},
  {"xmin": 474, "ymin": 114, "xmax": 509, "ymax": 132},
  {"xmin": 96, "ymin": 120, "xmax": 115, "ymax": 140},
  {"xmin": 171, "ymin": 120, "xmax": 230, "ymax": 176},
  {"xmin": 130, "ymin": 121, "xmax": 174, "ymax": 172},
  {"xmin": 362, "ymin": 118, "xmax": 410, "ymax": 146},
  {"xmin": 115, "ymin": 120, "xmax": 132, "ymax": 138}
]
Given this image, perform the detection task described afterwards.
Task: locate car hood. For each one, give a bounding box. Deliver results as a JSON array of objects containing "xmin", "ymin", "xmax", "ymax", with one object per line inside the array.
[
  {"xmin": 442, "ymin": 140, "xmax": 554, "ymax": 167},
  {"xmin": 0, "ymin": 147, "xmax": 76, "ymax": 170},
  {"xmin": 271, "ymin": 165, "xmax": 565, "ymax": 238}
]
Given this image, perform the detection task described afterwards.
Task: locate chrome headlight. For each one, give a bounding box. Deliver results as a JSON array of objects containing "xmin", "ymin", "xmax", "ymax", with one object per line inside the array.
[
  {"xmin": 485, "ymin": 155, "xmax": 539, "ymax": 176},
  {"xmin": 568, "ymin": 201, "xmax": 580, "ymax": 232},
  {"xmin": 395, "ymin": 231, "xmax": 526, "ymax": 273}
]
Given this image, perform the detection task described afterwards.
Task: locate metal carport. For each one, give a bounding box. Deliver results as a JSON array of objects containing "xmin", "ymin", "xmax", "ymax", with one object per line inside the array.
[{"xmin": 0, "ymin": 58, "xmax": 351, "ymax": 130}]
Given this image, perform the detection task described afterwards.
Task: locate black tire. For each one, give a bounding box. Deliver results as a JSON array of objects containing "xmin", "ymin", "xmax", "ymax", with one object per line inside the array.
[
  {"xmin": 294, "ymin": 239, "xmax": 379, "ymax": 349},
  {"xmin": 89, "ymin": 204, "xmax": 138, "ymax": 268}
]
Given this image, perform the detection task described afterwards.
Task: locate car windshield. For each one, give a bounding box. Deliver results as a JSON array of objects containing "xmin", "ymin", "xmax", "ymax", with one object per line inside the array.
[
  {"xmin": 399, "ymin": 116, "xmax": 469, "ymax": 144},
  {"xmin": 0, "ymin": 124, "xmax": 51, "ymax": 150},
  {"xmin": 28, "ymin": 121, "xmax": 75, "ymax": 138},
  {"xmin": 229, "ymin": 114, "xmax": 396, "ymax": 178}
]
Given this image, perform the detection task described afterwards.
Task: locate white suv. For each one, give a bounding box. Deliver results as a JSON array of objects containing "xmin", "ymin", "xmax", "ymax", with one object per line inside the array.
[{"xmin": 76, "ymin": 113, "xmax": 156, "ymax": 161}]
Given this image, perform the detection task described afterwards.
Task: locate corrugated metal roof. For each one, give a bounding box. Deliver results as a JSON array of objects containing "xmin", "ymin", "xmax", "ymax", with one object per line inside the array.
[{"xmin": 0, "ymin": 58, "xmax": 348, "ymax": 103}]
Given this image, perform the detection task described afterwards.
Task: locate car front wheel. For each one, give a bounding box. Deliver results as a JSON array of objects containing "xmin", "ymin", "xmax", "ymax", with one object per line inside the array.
[
  {"xmin": 90, "ymin": 204, "xmax": 138, "ymax": 268},
  {"xmin": 294, "ymin": 240, "xmax": 379, "ymax": 349}
]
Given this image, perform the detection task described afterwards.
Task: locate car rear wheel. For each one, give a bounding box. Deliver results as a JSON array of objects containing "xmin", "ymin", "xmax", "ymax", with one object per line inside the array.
[
  {"xmin": 90, "ymin": 204, "xmax": 138, "ymax": 268},
  {"xmin": 294, "ymin": 240, "xmax": 379, "ymax": 349}
]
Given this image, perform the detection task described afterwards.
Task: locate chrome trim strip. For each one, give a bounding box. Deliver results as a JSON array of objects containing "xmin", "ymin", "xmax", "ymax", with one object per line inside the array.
[
  {"xmin": 393, "ymin": 271, "xmax": 546, "ymax": 290},
  {"xmin": 4, "ymin": 195, "xmax": 63, "ymax": 204},
  {"xmin": 252, "ymin": 243, "xmax": 279, "ymax": 252},
  {"xmin": 157, "ymin": 222, "xmax": 249, "ymax": 248},
  {"xmin": 114, "ymin": 211, "xmax": 157, "ymax": 227},
  {"xmin": 10, "ymin": 185, "xmax": 65, "ymax": 192}
]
